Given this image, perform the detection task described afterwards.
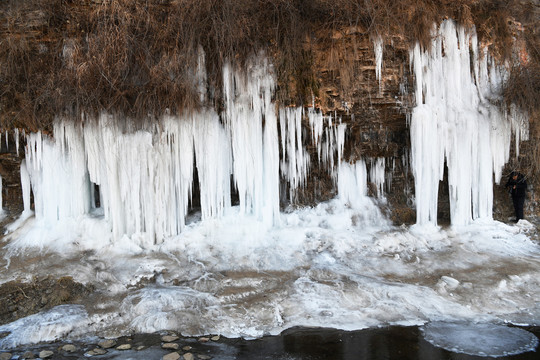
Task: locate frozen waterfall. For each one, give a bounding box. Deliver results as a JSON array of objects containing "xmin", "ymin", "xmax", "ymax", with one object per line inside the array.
[
  {"xmin": 410, "ymin": 20, "xmax": 528, "ymax": 226},
  {"xmin": 18, "ymin": 56, "xmax": 352, "ymax": 243}
]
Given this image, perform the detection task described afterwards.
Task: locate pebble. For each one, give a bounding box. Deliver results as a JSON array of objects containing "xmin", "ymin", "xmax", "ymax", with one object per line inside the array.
[
  {"xmin": 21, "ymin": 351, "xmax": 35, "ymax": 359},
  {"xmin": 162, "ymin": 342, "xmax": 180, "ymax": 350},
  {"xmin": 198, "ymin": 355, "xmax": 212, "ymax": 360},
  {"xmin": 0, "ymin": 353, "xmax": 11, "ymax": 360},
  {"xmin": 162, "ymin": 335, "xmax": 179, "ymax": 342},
  {"xmin": 136, "ymin": 345, "xmax": 146, "ymax": 351},
  {"xmin": 162, "ymin": 352, "xmax": 181, "ymax": 360},
  {"xmin": 198, "ymin": 337, "xmax": 210, "ymax": 343},
  {"xmin": 182, "ymin": 346, "xmax": 193, "ymax": 351},
  {"xmin": 85, "ymin": 348, "xmax": 108, "ymax": 356},
  {"xmin": 116, "ymin": 344, "xmax": 132, "ymax": 350},
  {"xmin": 98, "ymin": 339, "xmax": 117, "ymax": 349},
  {"xmin": 39, "ymin": 350, "xmax": 54, "ymax": 358},
  {"xmin": 211, "ymin": 335, "xmax": 220, "ymax": 341},
  {"xmin": 61, "ymin": 344, "xmax": 77, "ymax": 352},
  {"xmin": 183, "ymin": 353, "xmax": 195, "ymax": 360}
]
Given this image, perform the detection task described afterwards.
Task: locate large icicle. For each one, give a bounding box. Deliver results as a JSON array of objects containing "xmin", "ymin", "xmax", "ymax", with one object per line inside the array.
[
  {"xmin": 410, "ymin": 20, "xmax": 529, "ymax": 226},
  {"xmin": 373, "ymin": 36, "xmax": 384, "ymax": 94},
  {"xmin": 222, "ymin": 56, "xmax": 280, "ymax": 224}
]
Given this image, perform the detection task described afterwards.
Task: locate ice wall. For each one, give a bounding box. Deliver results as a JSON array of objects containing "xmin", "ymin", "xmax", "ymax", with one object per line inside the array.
[
  {"xmin": 20, "ymin": 56, "xmax": 349, "ymax": 242},
  {"xmin": 410, "ymin": 20, "xmax": 529, "ymax": 226}
]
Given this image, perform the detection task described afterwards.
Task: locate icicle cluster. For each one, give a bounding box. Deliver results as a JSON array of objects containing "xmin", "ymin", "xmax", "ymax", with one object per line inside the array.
[
  {"xmin": 20, "ymin": 55, "xmax": 352, "ymax": 242},
  {"xmin": 307, "ymin": 109, "xmax": 346, "ymax": 184},
  {"xmin": 410, "ymin": 20, "xmax": 529, "ymax": 226}
]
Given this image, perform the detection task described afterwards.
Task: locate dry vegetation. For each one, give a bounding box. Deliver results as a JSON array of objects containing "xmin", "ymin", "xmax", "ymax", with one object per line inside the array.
[{"xmin": 0, "ymin": 0, "xmax": 538, "ymax": 130}]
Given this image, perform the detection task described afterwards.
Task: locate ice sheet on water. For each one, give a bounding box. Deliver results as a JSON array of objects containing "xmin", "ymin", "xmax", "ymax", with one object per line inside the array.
[
  {"xmin": 421, "ymin": 322, "xmax": 539, "ymax": 357},
  {"xmin": 121, "ymin": 286, "xmax": 221, "ymax": 335},
  {"xmin": 0, "ymin": 305, "xmax": 89, "ymax": 348}
]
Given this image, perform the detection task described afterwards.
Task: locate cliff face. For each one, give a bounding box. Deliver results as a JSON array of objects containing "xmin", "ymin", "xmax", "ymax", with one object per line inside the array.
[{"xmin": 0, "ymin": 1, "xmax": 538, "ymax": 226}]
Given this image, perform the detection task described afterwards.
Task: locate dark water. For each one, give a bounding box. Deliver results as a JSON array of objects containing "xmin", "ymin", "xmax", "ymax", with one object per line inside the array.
[{"xmin": 1, "ymin": 326, "xmax": 538, "ymax": 360}]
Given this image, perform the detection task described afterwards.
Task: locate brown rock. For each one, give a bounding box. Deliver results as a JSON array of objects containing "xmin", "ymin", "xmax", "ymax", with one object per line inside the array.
[
  {"xmin": 98, "ymin": 339, "xmax": 117, "ymax": 349},
  {"xmin": 162, "ymin": 342, "xmax": 179, "ymax": 350},
  {"xmin": 161, "ymin": 335, "xmax": 179, "ymax": 342},
  {"xmin": 61, "ymin": 344, "xmax": 77, "ymax": 352},
  {"xmin": 162, "ymin": 352, "xmax": 181, "ymax": 360},
  {"xmin": 38, "ymin": 350, "xmax": 54, "ymax": 359},
  {"xmin": 21, "ymin": 351, "xmax": 35, "ymax": 359}
]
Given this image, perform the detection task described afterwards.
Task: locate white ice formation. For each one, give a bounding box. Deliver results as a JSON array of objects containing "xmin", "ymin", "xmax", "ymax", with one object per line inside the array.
[
  {"xmin": 410, "ymin": 20, "xmax": 529, "ymax": 226},
  {"xmin": 14, "ymin": 20, "xmax": 531, "ymax": 243},
  {"xmin": 19, "ymin": 56, "xmax": 349, "ymax": 243}
]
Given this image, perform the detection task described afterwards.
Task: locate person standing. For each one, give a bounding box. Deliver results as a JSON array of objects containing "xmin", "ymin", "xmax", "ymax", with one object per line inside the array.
[{"xmin": 505, "ymin": 171, "xmax": 527, "ymax": 222}]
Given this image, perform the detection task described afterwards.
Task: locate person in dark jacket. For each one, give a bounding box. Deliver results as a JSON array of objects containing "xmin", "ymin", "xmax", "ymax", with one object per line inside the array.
[{"xmin": 505, "ymin": 171, "xmax": 527, "ymax": 222}]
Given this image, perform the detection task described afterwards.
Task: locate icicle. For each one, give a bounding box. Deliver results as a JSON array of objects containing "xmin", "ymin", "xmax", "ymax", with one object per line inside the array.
[
  {"xmin": 15, "ymin": 129, "xmax": 20, "ymax": 156},
  {"xmin": 373, "ymin": 36, "xmax": 384, "ymax": 94},
  {"xmin": 279, "ymin": 107, "xmax": 310, "ymax": 199},
  {"xmin": 0, "ymin": 175, "xmax": 3, "ymax": 214},
  {"xmin": 20, "ymin": 162, "xmax": 31, "ymax": 215},
  {"xmin": 193, "ymin": 111, "xmax": 231, "ymax": 221},
  {"xmin": 305, "ymin": 107, "xmax": 347, "ymax": 185},
  {"xmin": 369, "ymin": 158, "xmax": 386, "ymax": 198}
]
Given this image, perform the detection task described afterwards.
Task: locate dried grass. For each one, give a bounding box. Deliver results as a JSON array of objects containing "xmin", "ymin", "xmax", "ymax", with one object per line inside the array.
[{"xmin": 0, "ymin": 0, "xmax": 538, "ymax": 129}]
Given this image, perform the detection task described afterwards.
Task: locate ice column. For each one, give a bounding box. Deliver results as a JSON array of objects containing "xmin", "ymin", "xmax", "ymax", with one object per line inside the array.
[
  {"xmin": 338, "ymin": 160, "xmax": 368, "ymax": 207},
  {"xmin": 222, "ymin": 56, "xmax": 280, "ymax": 224},
  {"xmin": 337, "ymin": 160, "xmax": 389, "ymax": 227},
  {"xmin": 410, "ymin": 20, "xmax": 528, "ymax": 226}
]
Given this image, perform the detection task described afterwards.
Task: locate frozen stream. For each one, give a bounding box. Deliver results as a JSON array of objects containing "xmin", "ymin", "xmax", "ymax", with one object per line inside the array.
[{"xmin": 1, "ymin": 201, "xmax": 539, "ymax": 356}]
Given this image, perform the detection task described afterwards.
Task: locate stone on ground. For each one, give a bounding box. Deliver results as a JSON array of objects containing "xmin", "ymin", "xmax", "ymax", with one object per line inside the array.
[
  {"xmin": 162, "ymin": 352, "xmax": 181, "ymax": 360},
  {"xmin": 162, "ymin": 335, "xmax": 179, "ymax": 342},
  {"xmin": 39, "ymin": 350, "xmax": 54, "ymax": 358},
  {"xmin": 61, "ymin": 344, "xmax": 77, "ymax": 352},
  {"xmin": 98, "ymin": 339, "xmax": 117, "ymax": 348}
]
